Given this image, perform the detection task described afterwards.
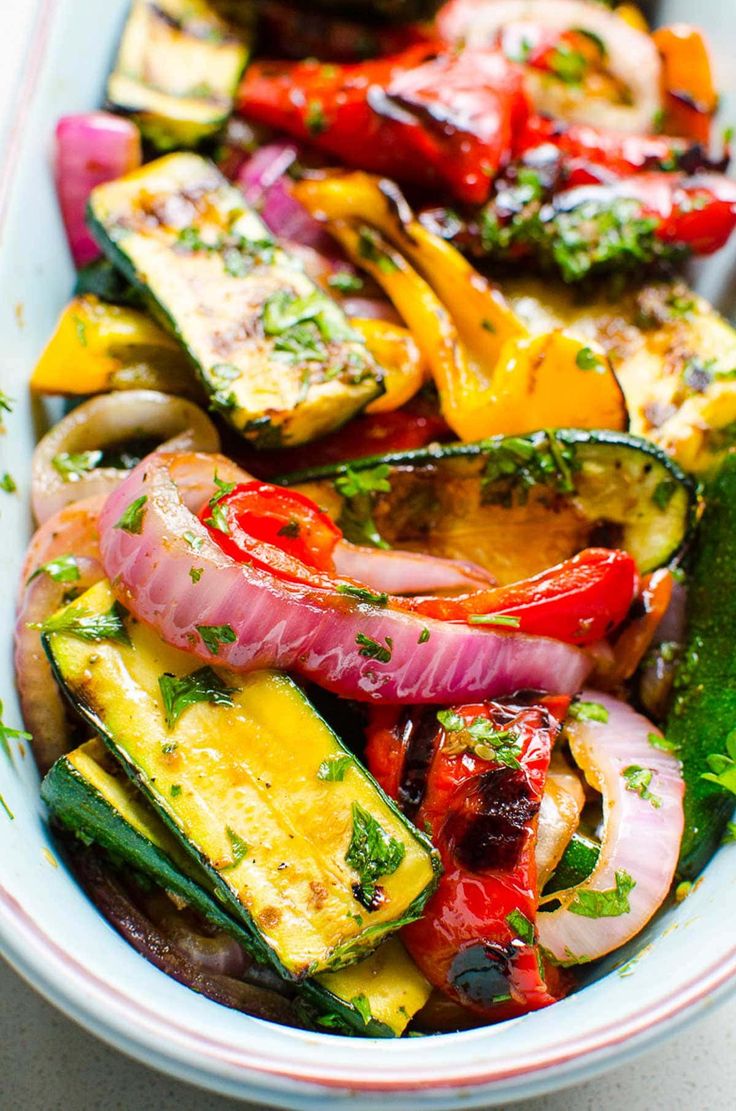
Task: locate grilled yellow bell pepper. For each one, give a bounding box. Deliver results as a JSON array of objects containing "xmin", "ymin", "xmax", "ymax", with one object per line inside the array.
[
  {"xmin": 31, "ymin": 294, "xmax": 195, "ymax": 397},
  {"xmin": 351, "ymin": 318, "xmax": 428, "ymax": 414}
]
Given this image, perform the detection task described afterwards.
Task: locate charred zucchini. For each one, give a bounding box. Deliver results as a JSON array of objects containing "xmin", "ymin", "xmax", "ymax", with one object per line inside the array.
[
  {"xmin": 87, "ymin": 154, "xmax": 383, "ymax": 446},
  {"xmin": 282, "ymin": 429, "xmax": 696, "ymax": 585},
  {"xmin": 43, "ymin": 581, "xmax": 438, "ymax": 980},
  {"xmin": 107, "ymin": 0, "xmax": 250, "ymax": 150},
  {"xmin": 505, "ymin": 278, "xmax": 736, "ymax": 475},
  {"xmin": 42, "ymin": 739, "xmax": 431, "ymax": 1036}
]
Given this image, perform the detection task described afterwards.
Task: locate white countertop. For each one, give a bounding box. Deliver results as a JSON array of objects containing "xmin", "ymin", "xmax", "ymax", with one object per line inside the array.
[{"xmin": 1, "ymin": 3, "xmax": 734, "ymax": 1108}]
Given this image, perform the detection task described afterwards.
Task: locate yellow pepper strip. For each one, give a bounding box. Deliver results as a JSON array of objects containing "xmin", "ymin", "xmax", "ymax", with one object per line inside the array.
[
  {"xmin": 459, "ymin": 330, "xmax": 628, "ymax": 441},
  {"xmin": 31, "ymin": 294, "xmax": 194, "ymax": 396},
  {"xmin": 294, "ymin": 172, "xmax": 525, "ymax": 375},
  {"xmin": 350, "ymin": 318, "xmax": 428, "ymax": 414},
  {"xmin": 330, "ymin": 220, "xmax": 478, "ymax": 430}
]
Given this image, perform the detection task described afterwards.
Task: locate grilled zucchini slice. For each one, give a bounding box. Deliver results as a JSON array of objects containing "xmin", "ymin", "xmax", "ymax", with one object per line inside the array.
[
  {"xmin": 107, "ymin": 0, "xmax": 250, "ymax": 150},
  {"xmin": 505, "ymin": 278, "xmax": 736, "ymax": 475},
  {"xmin": 88, "ymin": 154, "xmax": 383, "ymax": 447},
  {"xmin": 281, "ymin": 429, "xmax": 697, "ymax": 585},
  {"xmin": 43, "ymin": 581, "xmax": 438, "ymax": 980},
  {"xmin": 42, "ymin": 739, "xmax": 431, "ymax": 1036}
]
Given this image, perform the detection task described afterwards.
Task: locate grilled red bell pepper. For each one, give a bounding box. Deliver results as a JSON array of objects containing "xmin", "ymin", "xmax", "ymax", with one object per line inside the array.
[
  {"xmin": 404, "ymin": 548, "xmax": 638, "ymax": 647},
  {"xmin": 366, "ymin": 696, "xmax": 570, "ymax": 1020},
  {"xmin": 238, "ymin": 46, "xmax": 530, "ymax": 204}
]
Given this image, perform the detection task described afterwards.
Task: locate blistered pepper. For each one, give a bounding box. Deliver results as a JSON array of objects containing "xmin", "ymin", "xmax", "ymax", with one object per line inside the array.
[{"xmin": 366, "ymin": 696, "xmax": 570, "ymax": 1020}]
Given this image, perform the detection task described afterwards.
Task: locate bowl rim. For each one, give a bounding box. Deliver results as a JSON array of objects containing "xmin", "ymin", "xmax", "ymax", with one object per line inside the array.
[{"xmin": 1, "ymin": 1, "xmax": 735, "ymax": 1107}]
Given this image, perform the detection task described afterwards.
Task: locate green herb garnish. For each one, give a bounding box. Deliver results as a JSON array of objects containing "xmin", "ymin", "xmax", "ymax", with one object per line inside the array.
[
  {"xmin": 197, "ymin": 623, "xmax": 237, "ymax": 656},
  {"xmin": 52, "ymin": 450, "xmax": 104, "ymax": 481},
  {"xmin": 317, "ymin": 755, "xmax": 352, "ymax": 782},
  {"xmin": 622, "ymin": 764, "xmax": 662, "ymax": 808},
  {"xmin": 158, "ymin": 666, "xmax": 235, "ymax": 729},
  {"xmin": 39, "ymin": 601, "xmax": 130, "ymax": 645},
  {"xmin": 569, "ymin": 700, "xmax": 609, "ymax": 724},
  {"xmin": 568, "ymin": 870, "xmax": 636, "ymax": 918},
  {"xmin": 328, "ymin": 271, "xmax": 363, "ymax": 293},
  {"xmin": 345, "ymin": 801, "xmax": 405, "ymax": 908},
  {"xmin": 647, "ymin": 731, "xmax": 680, "ymax": 754},
  {"xmin": 336, "ymin": 583, "xmax": 389, "ymax": 606},
  {"xmin": 355, "ymin": 632, "xmax": 393, "ymax": 663},
  {"xmin": 114, "ymin": 494, "xmax": 147, "ymax": 534},
  {"xmin": 28, "ymin": 555, "xmax": 80, "ymax": 585},
  {"xmin": 467, "ymin": 613, "xmax": 521, "ymax": 627},
  {"xmin": 506, "ymin": 908, "xmax": 535, "ymax": 944},
  {"xmin": 357, "ymin": 226, "xmax": 398, "ymax": 273},
  {"xmin": 222, "ymin": 826, "xmax": 249, "ymax": 870},
  {"xmin": 418, "ymin": 627, "xmax": 431, "ymax": 644},
  {"xmin": 575, "ymin": 346, "xmax": 603, "ymax": 372},
  {"xmin": 0, "ymin": 700, "xmax": 32, "ymax": 762},
  {"xmin": 702, "ymin": 728, "xmax": 736, "ymax": 796},
  {"xmin": 0, "ymin": 473, "xmax": 16, "ymax": 493}
]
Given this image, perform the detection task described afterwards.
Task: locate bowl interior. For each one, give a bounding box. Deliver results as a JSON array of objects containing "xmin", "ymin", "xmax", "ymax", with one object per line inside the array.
[{"xmin": 0, "ymin": 2, "xmax": 735, "ymax": 1109}]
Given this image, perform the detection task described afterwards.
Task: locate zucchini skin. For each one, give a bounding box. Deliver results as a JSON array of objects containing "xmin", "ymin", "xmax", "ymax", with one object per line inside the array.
[
  {"xmin": 280, "ymin": 428, "xmax": 698, "ymax": 575},
  {"xmin": 667, "ymin": 454, "xmax": 736, "ymax": 878},
  {"xmin": 542, "ymin": 833, "xmax": 600, "ymax": 897},
  {"xmin": 41, "ymin": 754, "xmax": 412, "ymax": 1037}
]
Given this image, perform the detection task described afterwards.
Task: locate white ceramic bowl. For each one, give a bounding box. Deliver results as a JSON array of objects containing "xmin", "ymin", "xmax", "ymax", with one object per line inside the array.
[{"xmin": 1, "ymin": 2, "xmax": 735, "ymax": 1107}]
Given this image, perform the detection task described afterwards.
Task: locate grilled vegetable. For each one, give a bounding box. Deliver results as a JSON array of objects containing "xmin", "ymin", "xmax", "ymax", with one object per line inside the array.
[
  {"xmin": 282, "ymin": 429, "xmax": 696, "ymax": 585},
  {"xmin": 107, "ymin": 0, "xmax": 250, "ymax": 151},
  {"xmin": 43, "ymin": 581, "xmax": 439, "ymax": 979},
  {"xmin": 87, "ymin": 154, "xmax": 384, "ymax": 447},
  {"xmin": 42, "ymin": 739, "xmax": 431, "ymax": 1036},
  {"xmin": 30, "ymin": 295, "xmax": 195, "ymax": 398},
  {"xmin": 504, "ymin": 278, "xmax": 736, "ymax": 474},
  {"xmin": 667, "ymin": 453, "xmax": 736, "ymax": 879},
  {"xmin": 543, "ymin": 833, "xmax": 600, "ymax": 896}
]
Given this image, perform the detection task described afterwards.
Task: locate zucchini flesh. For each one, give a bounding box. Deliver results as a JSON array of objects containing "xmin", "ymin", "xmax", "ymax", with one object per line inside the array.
[
  {"xmin": 42, "ymin": 740, "xmax": 431, "ymax": 1036},
  {"xmin": 87, "ymin": 154, "xmax": 383, "ymax": 447},
  {"xmin": 282, "ymin": 429, "xmax": 696, "ymax": 584},
  {"xmin": 43, "ymin": 582, "xmax": 438, "ymax": 979},
  {"xmin": 542, "ymin": 833, "xmax": 600, "ymax": 897},
  {"xmin": 107, "ymin": 0, "xmax": 250, "ymax": 150}
]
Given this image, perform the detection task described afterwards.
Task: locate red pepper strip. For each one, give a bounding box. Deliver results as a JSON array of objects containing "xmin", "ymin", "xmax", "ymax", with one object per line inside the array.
[
  {"xmin": 237, "ymin": 47, "xmax": 530, "ymax": 205},
  {"xmin": 591, "ymin": 567, "xmax": 674, "ymax": 688},
  {"xmin": 516, "ymin": 115, "xmax": 691, "ymax": 181},
  {"xmin": 198, "ymin": 481, "xmax": 342, "ymax": 582},
  {"xmin": 366, "ymin": 697, "xmax": 571, "ymax": 1020},
  {"xmin": 554, "ymin": 172, "xmax": 736, "ymax": 256},
  {"xmin": 403, "ymin": 549, "xmax": 638, "ymax": 647},
  {"xmin": 232, "ymin": 405, "xmax": 451, "ymax": 481}
]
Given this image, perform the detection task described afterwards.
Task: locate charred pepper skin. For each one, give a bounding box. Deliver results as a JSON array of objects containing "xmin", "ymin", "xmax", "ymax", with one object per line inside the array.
[{"xmin": 366, "ymin": 696, "xmax": 570, "ymax": 1021}]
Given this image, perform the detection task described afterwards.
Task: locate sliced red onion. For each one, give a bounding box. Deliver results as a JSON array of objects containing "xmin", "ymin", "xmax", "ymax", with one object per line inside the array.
[
  {"xmin": 20, "ymin": 495, "xmax": 104, "ymax": 597},
  {"xmin": 237, "ymin": 142, "xmax": 338, "ymax": 253},
  {"xmin": 538, "ymin": 690, "xmax": 684, "ymax": 963},
  {"xmin": 32, "ymin": 391, "xmax": 220, "ymax": 525},
  {"xmin": 69, "ymin": 848, "xmax": 303, "ymax": 1028},
  {"xmin": 333, "ymin": 541, "xmax": 495, "ymax": 595},
  {"xmin": 15, "ymin": 555, "xmax": 103, "ymax": 773},
  {"xmin": 99, "ymin": 452, "xmax": 590, "ymax": 704},
  {"xmin": 55, "ymin": 112, "xmax": 141, "ymax": 267},
  {"xmin": 437, "ymin": 0, "xmax": 662, "ymax": 134}
]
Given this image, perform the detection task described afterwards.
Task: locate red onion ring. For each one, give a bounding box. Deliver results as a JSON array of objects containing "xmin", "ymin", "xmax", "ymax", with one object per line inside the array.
[
  {"xmin": 20, "ymin": 496, "xmax": 104, "ymax": 597},
  {"xmin": 32, "ymin": 391, "xmax": 220, "ymax": 525},
  {"xmin": 333, "ymin": 541, "xmax": 496, "ymax": 595},
  {"xmin": 15, "ymin": 555, "xmax": 103, "ymax": 773},
  {"xmin": 538, "ymin": 690, "xmax": 684, "ymax": 963},
  {"xmin": 99, "ymin": 452, "xmax": 590, "ymax": 703}
]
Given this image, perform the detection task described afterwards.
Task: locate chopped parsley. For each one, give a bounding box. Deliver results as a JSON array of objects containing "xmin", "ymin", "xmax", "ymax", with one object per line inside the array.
[
  {"xmin": 222, "ymin": 826, "xmax": 249, "ymax": 870},
  {"xmin": 355, "ymin": 632, "xmax": 393, "ymax": 663},
  {"xmin": 575, "ymin": 346, "xmax": 603, "ymax": 372},
  {"xmin": 305, "ymin": 99, "xmax": 327, "ymax": 135},
  {"xmin": 113, "ymin": 494, "xmax": 148, "ymax": 534},
  {"xmin": 481, "ymin": 432, "xmax": 577, "ymax": 506},
  {"xmin": 39, "ymin": 601, "xmax": 130, "ymax": 645},
  {"xmin": 569, "ymin": 700, "xmax": 609, "ymax": 724},
  {"xmin": 647, "ymin": 731, "xmax": 680, "ymax": 754},
  {"xmin": 722, "ymin": 821, "xmax": 736, "ymax": 845},
  {"xmin": 0, "ymin": 472, "xmax": 16, "ymax": 493},
  {"xmin": 351, "ymin": 994, "xmax": 373, "ymax": 1026},
  {"xmin": 622, "ymin": 765, "xmax": 662, "ymax": 808},
  {"xmin": 197, "ymin": 623, "xmax": 237, "ymax": 656},
  {"xmin": 277, "ymin": 520, "xmax": 300, "ymax": 539},
  {"xmin": 418, "ymin": 627, "xmax": 431, "ymax": 644},
  {"xmin": 0, "ymin": 391, "xmax": 13, "ymax": 424},
  {"xmin": 345, "ymin": 801, "xmax": 405, "ymax": 908},
  {"xmin": 262, "ymin": 289, "xmax": 358, "ymax": 351},
  {"xmin": 568, "ymin": 870, "xmax": 636, "ymax": 919},
  {"xmin": 437, "ymin": 710, "xmax": 523, "ymax": 767},
  {"xmin": 335, "ymin": 463, "xmax": 391, "ymax": 500},
  {"xmin": 328, "ymin": 271, "xmax": 363, "ymax": 293},
  {"xmin": 158, "ymin": 666, "xmax": 235, "ymax": 729},
  {"xmin": 318, "ymin": 754, "xmax": 352, "ymax": 782},
  {"xmin": 467, "ymin": 613, "xmax": 521, "ymax": 628},
  {"xmin": 203, "ymin": 474, "xmax": 235, "ymax": 533},
  {"xmin": 170, "ymin": 784, "xmax": 182, "ymax": 798},
  {"xmin": 357, "ymin": 226, "xmax": 399, "ymax": 274},
  {"xmin": 0, "ymin": 700, "xmax": 32, "ymax": 762},
  {"xmin": 506, "ymin": 908, "xmax": 535, "ymax": 944},
  {"xmin": 28, "ymin": 554, "xmax": 80, "ymax": 585},
  {"xmin": 189, "ymin": 567, "xmax": 203, "ymax": 583},
  {"xmin": 549, "ymin": 43, "xmax": 589, "ymax": 85},
  {"xmin": 52, "ymin": 450, "xmax": 104, "ymax": 482},
  {"xmin": 437, "ymin": 709, "xmax": 465, "ymax": 732},
  {"xmin": 184, "ymin": 531, "xmax": 204, "ymax": 551},
  {"xmin": 336, "ymin": 583, "xmax": 388, "ymax": 606}
]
